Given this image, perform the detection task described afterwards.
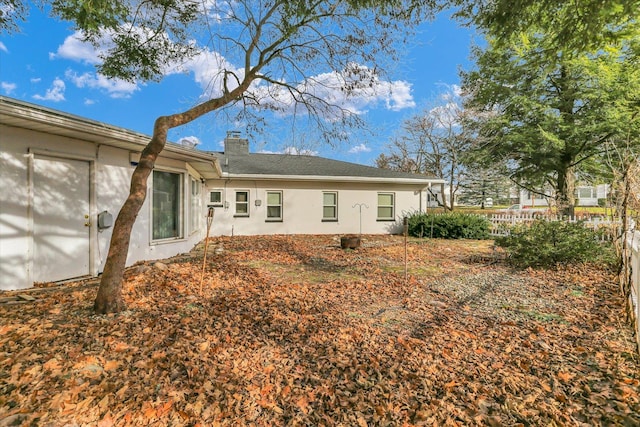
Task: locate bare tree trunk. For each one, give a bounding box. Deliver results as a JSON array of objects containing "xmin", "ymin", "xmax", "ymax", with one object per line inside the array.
[
  {"xmin": 556, "ymin": 163, "xmax": 576, "ymax": 217},
  {"xmin": 93, "ymin": 90, "xmax": 244, "ymax": 314},
  {"xmin": 448, "ymin": 184, "xmax": 455, "ymax": 211},
  {"xmin": 94, "ymin": 120, "xmax": 169, "ymax": 313}
]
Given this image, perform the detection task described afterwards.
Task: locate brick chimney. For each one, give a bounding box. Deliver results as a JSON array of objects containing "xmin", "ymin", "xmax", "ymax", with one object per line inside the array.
[{"xmin": 224, "ymin": 131, "xmax": 249, "ymax": 155}]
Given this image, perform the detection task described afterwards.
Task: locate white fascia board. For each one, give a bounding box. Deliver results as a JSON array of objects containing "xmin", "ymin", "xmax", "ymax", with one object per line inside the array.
[
  {"xmin": 1, "ymin": 97, "xmax": 149, "ymax": 146},
  {"xmin": 1, "ymin": 96, "xmax": 220, "ymax": 169},
  {"xmin": 222, "ymin": 173, "xmax": 443, "ymax": 186}
]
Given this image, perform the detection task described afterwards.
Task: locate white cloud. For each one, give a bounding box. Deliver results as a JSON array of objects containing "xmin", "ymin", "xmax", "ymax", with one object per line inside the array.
[
  {"xmin": 1, "ymin": 82, "xmax": 17, "ymax": 95},
  {"xmin": 257, "ymin": 147, "xmax": 318, "ymax": 156},
  {"xmin": 0, "ymin": 42, "xmax": 8, "ymax": 53},
  {"xmin": 84, "ymin": 98, "xmax": 96, "ymax": 105},
  {"xmin": 180, "ymin": 50, "xmax": 244, "ymax": 99},
  {"xmin": 164, "ymin": 47, "xmax": 414, "ymax": 120},
  {"xmin": 246, "ymin": 64, "xmax": 414, "ymax": 120},
  {"xmin": 53, "ymin": 27, "xmax": 179, "ymax": 76},
  {"xmin": 53, "ymin": 31, "xmax": 137, "ymax": 97},
  {"xmin": 51, "ymin": 31, "xmax": 104, "ymax": 64},
  {"xmin": 348, "ymin": 143, "xmax": 371, "ymax": 154},
  {"xmin": 429, "ymin": 103, "xmax": 462, "ymax": 128},
  {"xmin": 282, "ymin": 147, "xmax": 318, "ymax": 156},
  {"xmin": 385, "ymin": 80, "xmax": 415, "ymax": 111},
  {"xmin": 33, "ymin": 78, "xmax": 66, "ymax": 102},
  {"xmin": 427, "ymin": 84, "xmax": 464, "ymax": 128},
  {"xmin": 65, "ymin": 69, "xmax": 138, "ymax": 98},
  {"xmin": 50, "ymin": 27, "xmax": 414, "ymax": 120},
  {"xmin": 30, "ymin": 77, "xmax": 41, "ymax": 84},
  {"xmin": 178, "ymin": 136, "xmax": 201, "ymax": 148},
  {"xmin": 438, "ymin": 83, "xmax": 462, "ymax": 102}
]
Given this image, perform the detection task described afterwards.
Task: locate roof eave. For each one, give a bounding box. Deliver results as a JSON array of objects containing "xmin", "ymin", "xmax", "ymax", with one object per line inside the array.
[
  {"xmin": 219, "ymin": 172, "xmax": 443, "ymax": 185},
  {"xmin": 0, "ymin": 96, "xmax": 222, "ymax": 177}
]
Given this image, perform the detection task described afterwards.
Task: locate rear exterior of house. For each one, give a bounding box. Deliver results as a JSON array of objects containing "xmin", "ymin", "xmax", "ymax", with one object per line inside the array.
[
  {"xmin": 0, "ymin": 97, "xmax": 218, "ymax": 290},
  {"xmin": 207, "ymin": 134, "xmax": 442, "ymax": 236},
  {"xmin": 0, "ymin": 97, "xmax": 443, "ymax": 291}
]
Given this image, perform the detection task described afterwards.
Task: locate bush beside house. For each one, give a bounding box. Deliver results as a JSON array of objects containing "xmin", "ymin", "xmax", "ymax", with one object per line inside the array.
[{"xmin": 407, "ymin": 212, "xmax": 491, "ymax": 239}]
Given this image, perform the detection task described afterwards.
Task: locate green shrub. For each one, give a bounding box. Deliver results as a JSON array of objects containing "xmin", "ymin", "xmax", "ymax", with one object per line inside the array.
[
  {"xmin": 407, "ymin": 212, "xmax": 490, "ymax": 239},
  {"xmin": 495, "ymin": 220, "xmax": 615, "ymax": 268}
]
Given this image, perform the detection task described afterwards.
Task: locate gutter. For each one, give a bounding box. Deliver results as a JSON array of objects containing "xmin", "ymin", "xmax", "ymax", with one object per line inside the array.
[
  {"xmin": 1, "ymin": 96, "xmax": 221, "ymax": 177},
  {"xmin": 221, "ymin": 172, "xmax": 444, "ymax": 186}
]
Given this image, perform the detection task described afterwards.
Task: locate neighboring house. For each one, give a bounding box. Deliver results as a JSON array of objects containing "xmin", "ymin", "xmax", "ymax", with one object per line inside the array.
[
  {"xmin": 0, "ymin": 96, "xmax": 218, "ymax": 291},
  {"xmin": 207, "ymin": 132, "xmax": 442, "ymax": 236},
  {"xmin": 0, "ymin": 97, "xmax": 443, "ymax": 290},
  {"xmin": 519, "ymin": 189, "xmax": 551, "ymax": 208},
  {"xmin": 518, "ymin": 185, "xmax": 611, "ymax": 209},
  {"xmin": 575, "ymin": 184, "xmax": 610, "ymax": 207}
]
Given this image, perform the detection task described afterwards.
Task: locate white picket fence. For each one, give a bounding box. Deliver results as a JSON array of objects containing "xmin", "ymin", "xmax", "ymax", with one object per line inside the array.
[
  {"xmin": 624, "ymin": 230, "xmax": 640, "ymax": 350},
  {"xmin": 488, "ymin": 213, "xmax": 619, "ymax": 241}
]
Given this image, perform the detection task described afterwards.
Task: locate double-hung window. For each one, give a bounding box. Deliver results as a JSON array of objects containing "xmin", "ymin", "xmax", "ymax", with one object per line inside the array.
[
  {"xmin": 266, "ymin": 191, "xmax": 283, "ymax": 221},
  {"xmin": 377, "ymin": 192, "xmax": 395, "ymax": 221},
  {"xmin": 235, "ymin": 191, "xmax": 249, "ymax": 217},
  {"xmin": 152, "ymin": 170, "xmax": 183, "ymax": 240},
  {"xmin": 322, "ymin": 191, "xmax": 338, "ymax": 221},
  {"xmin": 209, "ymin": 190, "xmax": 223, "ymax": 207}
]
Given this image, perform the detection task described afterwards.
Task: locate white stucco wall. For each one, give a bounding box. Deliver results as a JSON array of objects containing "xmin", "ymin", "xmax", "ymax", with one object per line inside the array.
[
  {"xmin": 0, "ymin": 124, "xmax": 206, "ymax": 290},
  {"xmin": 1, "ymin": 122, "xmax": 433, "ymax": 291},
  {"xmin": 205, "ymin": 179, "xmax": 429, "ymax": 236},
  {"xmin": 519, "ymin": 190, "xmax": 551, "ymax": 208}
]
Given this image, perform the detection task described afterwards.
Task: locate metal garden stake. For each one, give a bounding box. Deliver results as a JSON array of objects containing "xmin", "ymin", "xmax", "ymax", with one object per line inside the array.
[
  {"xmin": 199, "ymin": 207, "xmax": 215, "ymax": 296},
  {"xmin": 352, "ymin": 203, "xmax": 369, "ymax": 235},
  {"xmin": 403, "ymin": 216, "xmax": 408, "ymax": 284}
]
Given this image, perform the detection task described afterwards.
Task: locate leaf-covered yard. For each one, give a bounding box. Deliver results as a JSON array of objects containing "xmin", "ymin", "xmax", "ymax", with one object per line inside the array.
[{"xmin": 1, "ymin": 235, "xmax": 638, "ymax": 426}]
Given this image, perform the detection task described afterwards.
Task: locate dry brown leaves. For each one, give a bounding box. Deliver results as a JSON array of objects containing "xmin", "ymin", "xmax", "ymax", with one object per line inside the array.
[{"xmin": 1, "ymin": 235, "xmax": 638, "ymax": 426}]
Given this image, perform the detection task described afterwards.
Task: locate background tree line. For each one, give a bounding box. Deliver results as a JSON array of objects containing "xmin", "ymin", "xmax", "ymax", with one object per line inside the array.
[{"xmin": 377, "ymin": 1, "xmax": 639, "ymax": 216}]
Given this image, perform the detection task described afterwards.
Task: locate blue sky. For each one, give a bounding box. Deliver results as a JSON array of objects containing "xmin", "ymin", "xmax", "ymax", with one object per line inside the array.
[{"xmin": 0, "ymin": 6, "xmax": 480, "ymax": 166}]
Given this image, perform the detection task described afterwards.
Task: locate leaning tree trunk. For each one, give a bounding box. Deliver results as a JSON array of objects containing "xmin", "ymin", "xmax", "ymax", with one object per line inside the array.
[
  {"xmin": 93, "ymin": 88, "xmax": 248, "ymax": 314},
  {"xmin": 94, "ymin": 121, "xmax": 170, "ymax": 313}
]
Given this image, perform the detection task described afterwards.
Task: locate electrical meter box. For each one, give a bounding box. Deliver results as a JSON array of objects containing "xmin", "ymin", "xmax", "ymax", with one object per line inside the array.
[{"xmin": 97, "ymin": 210, "xmax": 113, "ymax": 229}]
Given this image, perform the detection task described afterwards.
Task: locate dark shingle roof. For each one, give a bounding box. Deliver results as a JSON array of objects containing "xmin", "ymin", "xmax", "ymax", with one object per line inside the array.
[{"xmin": 217, "ymin": 152, "xmax": 440, "ymax": 183}]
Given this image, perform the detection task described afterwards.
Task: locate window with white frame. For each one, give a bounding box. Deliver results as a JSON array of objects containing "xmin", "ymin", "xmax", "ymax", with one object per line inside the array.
[
  {"xmin": 577, "ymin": 187, "xmax": 595, "ymax": 199},
  {"xmin": 190, "ymin": 177, "xmax": 201, "ymax": 234},
  {"xmin": 152, "ymin": 170, "xmax": 183, "ymax": 240},
  {"xmin": 322, "ymin": 191, "xmax": 338, "ymax": 221},
  {"xmin": 266, "ymin": 191, "xmax": 283, "ymax": 221},
  {"xmin": 235, "ymin": 191, "xmax": 249, "ymax": 216},
  {"xmin": 377, "ymin": 192, "xmax": 395, "ymax": 221},
  {"xmin": 209, "ymin": 189, "xmax": 223, "ymax": 207}
]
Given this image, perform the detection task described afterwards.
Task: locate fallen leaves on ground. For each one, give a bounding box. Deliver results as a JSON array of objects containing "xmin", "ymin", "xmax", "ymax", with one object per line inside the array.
[{"xmin": 1, "ymin": 235, "xmax": 638, "ymax": 426}]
